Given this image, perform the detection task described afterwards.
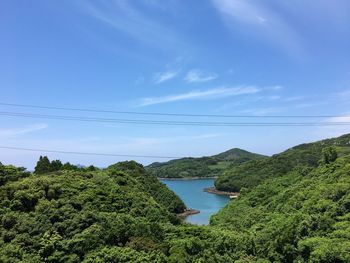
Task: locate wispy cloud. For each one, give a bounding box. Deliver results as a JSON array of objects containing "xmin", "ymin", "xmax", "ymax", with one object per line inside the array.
[
  {"xmin": 269, "ymin": 85, "xmax": 283, "ymax": 91},
  {"xmin": 0, "ymin": 124, "xmax": 48, "ymax": 138},
  {"xmin": 211, "ymin": 0, "xmax": 303, "ymax": 56},
  {"xmin": 136, "ymin": 86, "xmax": 262, "ymax": 106},
  {"xmin": 284, "ymin": 96, "xmax": 305, "ymax": 102},
  {"xmin": 254, "ymin": 95, "xmax": 281, "ymax": 101},
  {"xmin": 294, "ymin": 102, "xmax": 327, "ymax": 109},
  {"xmin": 122, "ymin": 133, "xmax": 224, "ymax": 146},
  {"xmin": 337, "ymin": 90, "xmax": 350, "ymax": 100},
  {"xmin": 327, "ymin": 116, "xmax": 350, "ymax": 123},
  {"xmin": 185, "ymin": 69, "xmax": 218, "ymax": 83},
  {"xmin": 312, "ymin": 114, "xmax": 350, "ymax": 139},
  {"xmin": 239, "ymin": 107, "xmax": 282, "ymax": 116},
  {"xmin": 80, "ymin": 0, "xmax": 183, "ymax": 50},
  {"xmin": 153, "ymin": 70, "xmax": 180, "ymax": 84}
]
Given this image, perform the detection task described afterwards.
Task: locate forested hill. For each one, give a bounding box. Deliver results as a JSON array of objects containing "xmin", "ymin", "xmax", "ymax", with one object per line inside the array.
[
  {"xmin": 0, "ymin": 160, "xmax": 186, "ymax": 262},
  {"xmin": 215, "ymin": 133, "xmax": 350, "ymax": 192},
  {"xmin": 1, "ymin": 134, "xmax": 350, "ymax": 262},
  {"xmin": 146, "ymin": 148, "xmax": 266, "ymax": 179},
  {"xmin": 209, "ymin": 145, "xmax": 350, "ymax": 262}
]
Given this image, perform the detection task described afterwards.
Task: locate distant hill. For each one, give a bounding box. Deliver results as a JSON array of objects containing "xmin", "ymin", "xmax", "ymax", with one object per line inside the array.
[
  {"xmin": 146, "ymin": 148, "xmax": 267, "ymax": 179},
  {"xmin": 215, "ymin": 133, "xmax": 350, "ymax": 191},
  {"xmin": 1, "ymin": 135, "xmax": 350, "ymax": 262},
  {"xmin": 210, "ymin": 138, "xmax": 350, "ymax": 262}
]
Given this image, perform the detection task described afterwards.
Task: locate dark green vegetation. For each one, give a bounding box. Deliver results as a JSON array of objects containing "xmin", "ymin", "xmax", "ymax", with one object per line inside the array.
[
  {"xmin": 0, "ymin": 160, "xmax": 186, "ymax": 262},
  {"xmin": 216, "ymin": 134, "xmax": 350, "ymax": 192},
  {"xmin": 147, "ymin": 148, "xmax": 266, "ymax": 179},
  {"xmin": 210, "ymin": 147, "xmax": 350, "ymax": 262},
  {"xmin": 35, "ymin": 156, "xmax": 97, "ymax": 174},
  {"xmin": 1, "ymin": 134, "xmax": 350, "ymax": 262},
  {"xmin": 0, "ymin": 163, "xmax": 29, "ymax": 186}
]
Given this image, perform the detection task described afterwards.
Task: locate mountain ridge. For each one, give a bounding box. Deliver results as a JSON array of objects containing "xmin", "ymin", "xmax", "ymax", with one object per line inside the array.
[
  {"xmin": 215, "ymin": 133, "xmax": 350, "ymax": 192},
  {"xmin": 146, "ymin": 148, "xmax": 267, "ymax": 179},
  {"xmin": 1, "ymin": 134, "xmax": 350, "ymax": 261}
]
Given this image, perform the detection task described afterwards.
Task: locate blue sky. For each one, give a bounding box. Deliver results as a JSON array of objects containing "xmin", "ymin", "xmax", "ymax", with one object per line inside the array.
[{"xmin": 1, "ymin": 0, "xmax": 350, "ymax": 169}]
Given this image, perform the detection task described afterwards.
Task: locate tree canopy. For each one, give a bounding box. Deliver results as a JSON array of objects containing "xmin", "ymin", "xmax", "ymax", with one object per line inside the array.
[
  {"xmin": 147, "ymin": 148, "xmax": 266, "ymax": 179},
  {"xmin": 1, "ymin": 134, "xmax": 350, "ymax": 262}
]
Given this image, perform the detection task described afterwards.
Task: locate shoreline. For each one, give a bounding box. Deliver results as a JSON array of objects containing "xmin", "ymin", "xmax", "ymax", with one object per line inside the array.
[
  {"xmin": 177, "ymin": 209, "xmax": 200, "ymax": 218},
  {"xmin": 158, "ymin": 176, "xmax": 218, "ymax": 181},
  {"xmin": 203, "ymin": 187, "xmax": 239, "ymax": 197}
]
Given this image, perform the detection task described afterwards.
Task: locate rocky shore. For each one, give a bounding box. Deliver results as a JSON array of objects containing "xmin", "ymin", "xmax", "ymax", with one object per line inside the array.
[
  {"xmin": 203, "ymin": 187, "xmax": 239, "ymax": 198},
  {"xmin": 177, "ymin": 209, "xmax": 200, "ymax": 218},
  {"xmin": 158, "ymin": 177, "xmax": 218, "ymax": 181}
]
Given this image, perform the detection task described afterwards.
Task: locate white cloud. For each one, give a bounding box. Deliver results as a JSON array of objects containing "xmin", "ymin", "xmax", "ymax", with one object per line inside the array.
[
  {"xmin": 137, "ymin": 86, "xmax": 261, "ymax": 106},
  {"xmin": 311, "ymin": 115, "xmax": 350, "ymax": 139},
  {"xmin": 80, "ymin": 0, "xmax": 184, "ymax": 50},
  {"xmin": 153, "ymin": 70, "xmax": 179, "ymax": 84},
  {"xmin": 294, "ymin": 102, "xmax": 327, "ymax": 109},
  {"xmin": 284, "ymin": 96, "xmax": 304, "ymax": 102},
  {"xmin": 212, "ymin": 0, "xmax": 268, "ymax": 26},
  {"xmin": 269, "ymin": 85, "xmax": 283, "ymax": 91},
  {"xmin": 211, "ymin": 0, "xmax": 303, "ymax": 56},
  {"xmin": 254, "ymin": 95, "xmax": 281, "ymax": 101},
  {"xmin": 327, "ymin": 116, "xmax": 350, "ymax": 123},
  {"xmin": 0, "ymin": 124, "xmax": 48, "ymax": 138},
  {"xmin": 185, "ymin": 69, "xmax": 217, "ymax": 83},
  {"xmin": 239, "ymin": 107, "xmax": 282, "ymax": 116}
]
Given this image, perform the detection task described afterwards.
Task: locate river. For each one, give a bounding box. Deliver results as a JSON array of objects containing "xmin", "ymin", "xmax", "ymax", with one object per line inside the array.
[{"xmin": 160, "ymin": 178, "xmax": 230, "ymax": 225}]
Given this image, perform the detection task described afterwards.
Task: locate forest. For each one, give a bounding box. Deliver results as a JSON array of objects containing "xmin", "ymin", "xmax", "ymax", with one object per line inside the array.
[
  {"xmin": 147, "ymin": 148, "xmax": 266, "ymax": 179},
  {"xmin": 0, "ymin": 134, "xmax": 350, "ymax": 262},
  {"xmin": 215, "ymin": 133, "xmax": 350, "ymax": 192}
]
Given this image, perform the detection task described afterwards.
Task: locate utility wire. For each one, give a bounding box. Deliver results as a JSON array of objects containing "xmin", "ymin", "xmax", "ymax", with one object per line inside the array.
[
  {"xmin": 0, "ymin": 111, "xmax": 349, "ymax": 126},
  {"xmin": 0, "ymin": 102, "xmax": 345, "ymax": 118},
  {"xmin": 0, "ymin": 146, "xmax": 182, "ymax": 159}
]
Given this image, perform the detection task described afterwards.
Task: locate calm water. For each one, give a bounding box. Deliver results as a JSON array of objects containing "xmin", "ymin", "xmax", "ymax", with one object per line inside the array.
[{"xmin": 161, "ymin": 178, "xmax": 230, "ymax": 225}]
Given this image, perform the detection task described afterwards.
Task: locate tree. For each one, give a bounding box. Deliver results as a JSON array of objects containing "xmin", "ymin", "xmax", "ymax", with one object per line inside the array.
[
  {"xmin": 87, "ymin": 165, "xmax": 97, "ymax": 171},
  {"xmin": 51, "ymin": 160, "xmax": 63, "ymax": 171},
  {"xmin": 322, "ymin": 147, "xmax": 337, "ymax": 164},
  {"xmin": 35, "ymin": 156, "xmax": 51, "ymax": 174},
  {"xmin": 62, "ymin": 162, "xmax": 78, "ymax": 170}
]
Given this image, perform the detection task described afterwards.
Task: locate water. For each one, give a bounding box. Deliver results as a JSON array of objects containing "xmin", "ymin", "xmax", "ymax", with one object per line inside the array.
[{"xmin": 161, "ymin": 178, "xmax": 230, "ymax": 225}]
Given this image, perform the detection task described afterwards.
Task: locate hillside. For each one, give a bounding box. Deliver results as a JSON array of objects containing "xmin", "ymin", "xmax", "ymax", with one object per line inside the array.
[
  {"xmin": 215, "ymin": 133, "xmax": 350, "ymax": 192},
  {"xmin": 0, "ymin": 161, "xmax": 186, "ymax": 262},
  {"xmin": 1, "ymin": 134, "xmax": 350, "ymax": 262},
  {"xmin": 147, "ymin": 148, "xmax": 266, "ymax": 179},
  {"xmin": 157, "ymin": 152, "xmax": 350, "ymax": 262},
  {"xmin": 209, "ymin": 150, "xmax": 350, "ymax": 262}
]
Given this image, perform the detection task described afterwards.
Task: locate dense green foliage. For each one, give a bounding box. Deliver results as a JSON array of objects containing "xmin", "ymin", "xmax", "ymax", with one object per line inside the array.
[
  {"xmin": 1, "ymin": 134, "xmax": 350, "ymax": 262},
  {"xmin": 215, "ymin": 134, "xmax": 350, "ymax": 191},
  {"xmin": 210, "ymin": 154, "xmax": 350, "ymax": 262},
  {"xmin": 107, "ymin": 161, "xmax": 186, "ymax": 214},
  {"xmin": 35, "ymin": 156, "xmax": 97, "ymax": 174},
  {"xmin": 0, "ymin": 161, "xmax": 185, "ymax": 262},
  {"xmin": 0, "ymin": 162, "xmax": 30, "ymax": 186},
  {"xmin": 147, "ymin": 148, "xmax": 266, "ymax": 178},
  {"xmin": 322, "ymin": 146, "xmax": 338, "ymax": 164}
]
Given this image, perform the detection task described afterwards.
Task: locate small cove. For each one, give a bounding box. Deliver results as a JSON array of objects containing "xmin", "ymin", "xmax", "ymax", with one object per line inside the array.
[{"xmin": 160, "ymin": 178, "xmax": 230, "ymax": 225}]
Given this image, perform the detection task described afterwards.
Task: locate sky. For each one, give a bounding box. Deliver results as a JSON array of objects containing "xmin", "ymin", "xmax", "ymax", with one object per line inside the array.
[{"xmin": 1, "ymin": 0, "xmax": 350, "ymax": 169}]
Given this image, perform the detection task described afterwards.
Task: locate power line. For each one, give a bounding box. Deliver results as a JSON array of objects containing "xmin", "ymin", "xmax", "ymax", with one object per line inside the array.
[
  {"xmin": 0, "ymin": 111, "xmax": 349, "ymax": 126},
  {"xmin": 0, "ymin": 146, "xmax": 182, "ymax": 159},
  {"xmin": 0, "ymin": 102, "xmax": 345, "ymax": 118}
]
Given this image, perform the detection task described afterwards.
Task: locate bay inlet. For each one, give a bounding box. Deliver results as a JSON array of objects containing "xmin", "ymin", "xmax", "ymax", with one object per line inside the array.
[{"xmin": 160, "ymin": 178, "xmax": 230, "ymax": 225}]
